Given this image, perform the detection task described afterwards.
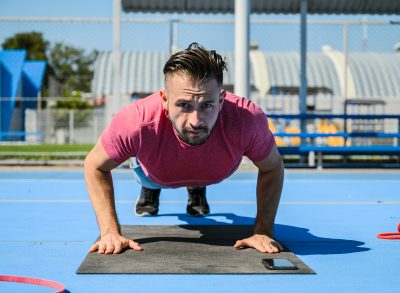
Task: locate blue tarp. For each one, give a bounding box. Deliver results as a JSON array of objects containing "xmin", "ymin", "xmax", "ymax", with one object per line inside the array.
[
  {"xmin": 0, "ymin": 50, "xmax": 46, "ymax": 140},
  {"xmin": 21, "ymin": 61, "xmax": 46, "ymax": 129},
  {"xmin": 0, "ymin": 50, "xmax": 26, "ymax": 133}
]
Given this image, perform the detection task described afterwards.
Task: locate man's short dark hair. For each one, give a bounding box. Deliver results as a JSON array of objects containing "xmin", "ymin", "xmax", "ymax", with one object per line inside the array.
[{"xmin": 163, "ymin": 43, "xmax": 227, "ymax": 86}]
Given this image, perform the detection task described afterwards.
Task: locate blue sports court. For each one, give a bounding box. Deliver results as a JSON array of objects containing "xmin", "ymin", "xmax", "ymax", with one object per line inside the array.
[{"xmin": 0, "ymin": 168, "xmax": 399, "ymax": 292}]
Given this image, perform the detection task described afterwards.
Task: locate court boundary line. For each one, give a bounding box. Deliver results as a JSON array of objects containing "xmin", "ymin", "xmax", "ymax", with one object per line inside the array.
[{"xmin": 1, "ymin": 199, "xmax": 400, "ymax": 205}]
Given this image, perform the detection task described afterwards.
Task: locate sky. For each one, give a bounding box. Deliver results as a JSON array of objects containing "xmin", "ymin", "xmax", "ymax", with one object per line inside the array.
[
  {"xmin": 1, "ymin": 0, "xmax": 399, "ymax": 53},
  {"xmin": 1, "ymin": 0, "xmax": 114, "ymax": 18}
]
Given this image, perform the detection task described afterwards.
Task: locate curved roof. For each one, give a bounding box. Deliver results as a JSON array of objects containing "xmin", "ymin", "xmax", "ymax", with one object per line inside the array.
[
  {"xmin": 92, "ymin": 51, "xmax": 400, "ymax": 98},
  {"xmin": 264, "ymin": 52, "xmax": 341, "ymax": 96},
  {"xmin": 122, "ymin": 0, "xmax": 400, "ymax": 15},
  {"xmin": 91, "ymin": 51, "xmax": 252, "ymax": 97},
  {"xmin": 349, "ymin": 53, "xmax": 400, "ymax": 97},
  {"xmin": 223, "ymin": 52, "xmax": 255, "ymax": 89},
  {"xmin": 92, "ymin": 51, "xmax": 169, "ymax": 97}
]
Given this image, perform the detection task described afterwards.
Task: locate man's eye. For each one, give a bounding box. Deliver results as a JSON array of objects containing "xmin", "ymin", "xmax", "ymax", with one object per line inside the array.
[
  {"xmin": 178, "ymin": 103, "xmax": 191, "ymax": 109},
  {"xmin": 202, "ymin": 103, "xmax": 214, "ymax": 109}
]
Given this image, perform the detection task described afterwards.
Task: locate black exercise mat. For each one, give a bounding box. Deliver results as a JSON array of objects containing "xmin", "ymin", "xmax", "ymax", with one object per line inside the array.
[{"xmin": 77, "ymin": 225, "xmax": 315, "ymax": 274}]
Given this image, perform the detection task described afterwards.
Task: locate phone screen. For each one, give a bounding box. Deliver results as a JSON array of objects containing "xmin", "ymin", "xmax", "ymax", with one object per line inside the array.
[{"xmin": 262, "ymin": 258, "xmax": 297, "ymax": 270}]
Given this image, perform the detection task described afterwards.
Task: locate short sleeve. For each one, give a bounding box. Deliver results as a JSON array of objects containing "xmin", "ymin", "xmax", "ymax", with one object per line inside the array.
[
  {"xmin": 242, "ymin": 103, "xmax": 276, "ymax": 162},
  {"xmin": 100, "ymin": 104, "xmax": 139, "ymax": 163}
]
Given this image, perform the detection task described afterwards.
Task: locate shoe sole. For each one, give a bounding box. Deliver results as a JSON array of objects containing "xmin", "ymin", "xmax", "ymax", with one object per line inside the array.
[
  {"xmin": 135, "ymin": 211, "xmax": 158, "ymax": 217},
  {"xmin": 134, "ymin": 194, "xmax": 158, "ymax": 217},
  {"xmin": 186, "ymin": 211, "xmax": 210, "ymax": 217}
]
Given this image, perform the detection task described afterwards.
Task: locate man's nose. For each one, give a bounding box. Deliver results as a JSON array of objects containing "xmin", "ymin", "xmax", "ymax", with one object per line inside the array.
[{"xmin": 188, "ymin": 110, "xmax": 202, "ymax": 127}]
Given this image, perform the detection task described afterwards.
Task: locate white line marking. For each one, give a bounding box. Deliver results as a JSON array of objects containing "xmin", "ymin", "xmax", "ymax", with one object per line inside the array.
[
  {"xmin": 0, "ymin": 179, "xmax": 86, "ymax": 183},
  {"xmin": 0, "ymin": 179, "xmax": 258, "ymax": 184},
  {"xmin": 0, "ymin": 199, "xmax": 399, "ymax": 205},
  {"xmin": 1, "ymin": 178, "xmax": 399, "ymax": 185}
]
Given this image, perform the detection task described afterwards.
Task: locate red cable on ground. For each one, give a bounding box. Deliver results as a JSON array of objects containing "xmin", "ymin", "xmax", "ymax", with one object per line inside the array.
[
  {"xmin": 376, "ymin": 224, "xmax": 400, "ymax": 240},
  {"xmin": 0, "ymin": 275, "xmax": 65, "ymax": 292}
]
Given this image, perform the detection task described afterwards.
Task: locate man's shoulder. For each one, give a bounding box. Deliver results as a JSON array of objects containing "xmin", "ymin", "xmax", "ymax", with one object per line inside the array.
[
  {"xmin": 223, "ymin": 91, "xmax": 264, "ymax": 116},
  {"xmin": 224, "ymin": 91, "xmax": 242, "ymax": 104},
  {"xmin": 133, "ymin": 92, "xmax": 162, "ymax": 109},
  {"xmin": 126, "ymin": 92, "xmax": 164, "ymax": 124}
]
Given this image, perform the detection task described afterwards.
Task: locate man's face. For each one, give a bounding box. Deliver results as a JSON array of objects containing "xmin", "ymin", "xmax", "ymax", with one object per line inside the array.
[{"xmin": 161, "ymin": 72, "xmax": 225, "ymax": 146}]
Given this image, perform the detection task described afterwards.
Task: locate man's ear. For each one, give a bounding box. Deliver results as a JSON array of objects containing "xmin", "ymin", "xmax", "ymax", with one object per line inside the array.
[
  {"xmin": 219, "ymin": 90, "xmax": 226, "ymax": 110},
  {"xmin": 160, "ymin": 89, "xmax": 167, "ymax": 108}
]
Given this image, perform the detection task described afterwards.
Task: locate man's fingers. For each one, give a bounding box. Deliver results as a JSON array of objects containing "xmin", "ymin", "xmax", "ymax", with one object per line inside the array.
[
  {"xmin": 89, "ymin": 233, "xmax": 143, "ymax": 255},
  {"xmin": 234, "ymin": 238, "xmax": 262, "ymax": 251},
  {"xmin": 272, "ymin": 241, "xmax": 284, "ymax": 251},
  {"xmin": 234, "ymin": 238, "xmax": 265, "ymax": 252},
  {"xmin": 263, "ymin": 240, "xmax": 282, "ymax": 254},
  {"xmin": 128, "ymin": 240, "xmax": 143, "ymax": 251},
  {"xmin": 234, "ymin": 236, "xmax": 282, "ymax": 253},
  {"xmin": 233, "ymin": 239, "xmax": 246, "ymax": 249},
  {"xmin": 113, "ymin": 241, "xmax": 123, "ymax": 254},
  {"xmin": 89, "ymin": 243, "xmax": 99, "ymax": 253},
  {"xmin": 253, "ymin": 241, "xmax": 268, "ymax": 253},
  {"xmin": 270, "ymin": 245, "xmax": 280, "ymax": 253},
  {"xmin": 98, "ymin": 243, "xmax": 107, "ymax": 254},
  {"xmin": 264, "ymin": 243, "xmax": 276, "ymax": 254},
  {"xmin": 104, "ymin": 244, "xmax": 115, "ymax": 254},
  {"xmin": 267, "ymin": 240, "xmax": 283, "ymax": 253}
]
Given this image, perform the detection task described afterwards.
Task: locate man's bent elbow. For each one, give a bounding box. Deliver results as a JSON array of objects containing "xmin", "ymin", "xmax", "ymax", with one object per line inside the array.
[
  {"xmin": 275, "ymin": 154, "xmax": 284, "ymax": 170},
  {"xmin": 83, "ymin": 152, "xmax": 97, "ymax": 177},
  {"xmin": 254, "ymin": 145, "xmax": 284, "ymax": 174}
]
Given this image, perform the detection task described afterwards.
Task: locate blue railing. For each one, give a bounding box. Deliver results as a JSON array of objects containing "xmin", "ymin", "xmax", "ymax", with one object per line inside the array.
[
  {"xmin": 269, "ymin": 113, "xmax": 400, "ymax": 167},
  {"xmin": 0, "ymin": 131, "xmax": 43, "ymax": 140}
]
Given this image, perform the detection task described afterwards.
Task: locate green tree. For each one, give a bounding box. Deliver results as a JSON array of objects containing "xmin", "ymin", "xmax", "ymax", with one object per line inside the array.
[
  {"xmin": 2, "ymin": 31, "xmax": 51, "ymax": 95},
  {"xmin": 49, "ymin": 42, "xmax": 98, "ymax": 95},
  {"xmin": 1, "ymin": 31, "xmax": 49, "ymax": 61},
  {"xmin": 2, "ymin": 33, "xmax": 98, "ymax": 98}
]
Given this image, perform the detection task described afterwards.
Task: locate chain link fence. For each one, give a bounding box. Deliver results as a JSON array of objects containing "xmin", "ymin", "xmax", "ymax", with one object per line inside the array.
[
  {"xmin": 0, "ymin": 16, "xmax": 399, "ymax": 145},
  {"xmin": 29, "ymin": 107, "xmax": 105, "ymax": 145}
]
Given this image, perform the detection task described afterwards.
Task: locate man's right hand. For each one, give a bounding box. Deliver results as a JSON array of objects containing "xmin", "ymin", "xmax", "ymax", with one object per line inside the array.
[{"xmin": 89, "ymin": 232, "xmax": 143, "ymax": 254}]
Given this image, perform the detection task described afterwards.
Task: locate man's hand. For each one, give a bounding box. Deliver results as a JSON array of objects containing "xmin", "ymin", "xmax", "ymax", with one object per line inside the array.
[
  {"xmin": 89, "ymin": 232, "xmax": 143, "ymax": 254},
  {"xmin": 234, "ymin": 234, "xmax": 283, "ymax": 254}
]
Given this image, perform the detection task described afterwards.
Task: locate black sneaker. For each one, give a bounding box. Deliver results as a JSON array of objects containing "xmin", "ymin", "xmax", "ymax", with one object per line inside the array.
[
  {"xmin": 186, "ymin": 187, "xmax": 210, "ymax": 216},
  {"xmin": 135, "ymin": 187, "xmax": 161, "ymax": 216}
]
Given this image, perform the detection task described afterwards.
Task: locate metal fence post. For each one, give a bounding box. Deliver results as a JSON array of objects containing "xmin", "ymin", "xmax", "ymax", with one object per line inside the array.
[
  {"xmin": 93, "ymin": 114, "xmax": 98, "ymax": 144},
  {"xmin": 69, "ymin": 109, "xmax": 74, "ymax": 144},
  {"xmin": 343, "ymin": 23, "xmax": 349, "ymax": 101}
]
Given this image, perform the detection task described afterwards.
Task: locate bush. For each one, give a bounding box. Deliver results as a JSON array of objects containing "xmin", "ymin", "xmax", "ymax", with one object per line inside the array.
[{"xmin": 52, "ymin": 93, "xmax": 93, "ymax": 129}]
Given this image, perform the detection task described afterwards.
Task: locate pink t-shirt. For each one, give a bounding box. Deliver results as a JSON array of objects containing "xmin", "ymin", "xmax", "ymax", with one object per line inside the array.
[{"xmin": 101, "ymin": 91, "xmax": 275, "ymax": 188}]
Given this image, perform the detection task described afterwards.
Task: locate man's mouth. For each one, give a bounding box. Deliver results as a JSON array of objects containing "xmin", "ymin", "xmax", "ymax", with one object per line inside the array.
[{"xmin": 187, "ymin": 128, "xmax": 207, "ymax": 134}]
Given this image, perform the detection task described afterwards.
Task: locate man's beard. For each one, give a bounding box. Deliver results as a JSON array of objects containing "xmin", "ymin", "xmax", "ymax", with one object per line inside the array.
[{"xmin": 173, "ymin": 124, "xmax": 210, "ymax": 146}]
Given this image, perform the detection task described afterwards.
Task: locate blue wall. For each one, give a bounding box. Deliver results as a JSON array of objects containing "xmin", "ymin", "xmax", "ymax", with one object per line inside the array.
[
  {"xmin": 22, "ymin": 61, "xmax": 46, "ymax": 116},
  {"xmin": 0, "ymin": 50, "xmax": 26, "ymax": 134},
  {"xmin": 0, "ymin": 50, "xmax": 46, "ymax": 140}
]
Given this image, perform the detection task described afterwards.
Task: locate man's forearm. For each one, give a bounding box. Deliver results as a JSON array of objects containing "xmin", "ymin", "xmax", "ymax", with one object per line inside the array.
[
  {"xmin": 253, "ymin": 161, "xmax": 284, "ymax": 237},
  {"xmin": 84, "ymin": 165, "xmax": 121, "ymax": 236}
]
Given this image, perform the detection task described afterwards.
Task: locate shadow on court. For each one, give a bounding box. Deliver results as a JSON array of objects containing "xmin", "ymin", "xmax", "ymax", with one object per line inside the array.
[{"xmin": 133, "ymin": 213, "xmax": 370, "ymax": 256}]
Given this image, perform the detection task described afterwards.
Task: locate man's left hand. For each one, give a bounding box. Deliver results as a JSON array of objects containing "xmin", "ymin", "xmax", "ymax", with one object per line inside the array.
[{"xmin": 234, "ymin": 234, "xmax": 283, "ymax": 253}]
